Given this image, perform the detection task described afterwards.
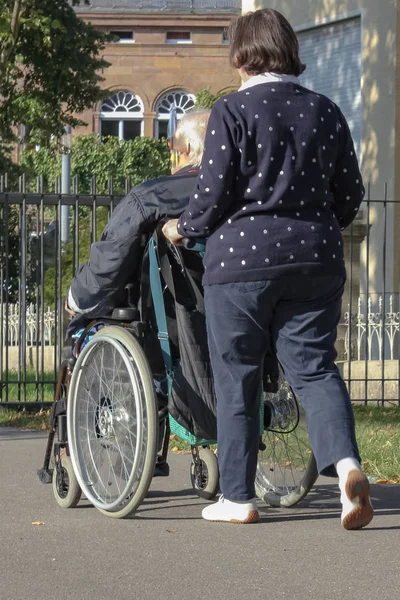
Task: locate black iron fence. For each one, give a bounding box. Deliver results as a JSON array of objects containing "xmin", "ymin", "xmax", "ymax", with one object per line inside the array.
[{"xmin": 0, "ymin": 177, "xmax": 399, "ymax": 407}]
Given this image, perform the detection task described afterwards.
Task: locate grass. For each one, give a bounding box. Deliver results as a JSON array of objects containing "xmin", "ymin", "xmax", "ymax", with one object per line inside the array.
[
  {"xmin": 155, "ymin": 407, "xmax": 400, "ymax": 482},
  {"xmin": 1, "ymin": 380, "xmax": 399, "ymax": 482},
  {"xmin": 0, "ymin": 408, "xmax": 51, "ymax": 430},
  {"xmin": 353, "ymin": 406, "xmax": 400, "ymax": 482},
  {"xmin": 1, "ymin": 371, "xmax": 55, "ymax": 403}
]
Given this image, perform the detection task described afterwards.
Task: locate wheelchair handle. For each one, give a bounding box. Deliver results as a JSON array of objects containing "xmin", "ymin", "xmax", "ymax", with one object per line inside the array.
[{"xmin": 182, "ymin": 238, "xmax": 207, "ymax": 253}]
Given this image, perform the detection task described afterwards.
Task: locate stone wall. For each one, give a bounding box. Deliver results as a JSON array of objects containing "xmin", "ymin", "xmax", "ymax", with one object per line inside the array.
[
  {"xmin": 338, "ymin": 360, "xmax": 400, "ymax": 404},
  {"xmin": 2, "ymin": 347, "xmax": 56, "ymax": 373}
]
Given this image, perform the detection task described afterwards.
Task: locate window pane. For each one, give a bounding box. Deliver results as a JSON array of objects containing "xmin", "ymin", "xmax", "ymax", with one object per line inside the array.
[
  {"xmin": 166, "ymin": 31, "xmax": 191, "ymax": 43},
  {"xmin": 101, "ymin": 120, "xmax": 119, "ymax": 138},
  {"xmin": 157, "ymin": 120, "xmax": 169, "ymax": 139},
  {"xmin": 124, "ymin": 120, "xmax": 142, "ymax": 141},
  {"xmin": 110, "ymin": 31, "xmax": 134, "ymax": 42}
]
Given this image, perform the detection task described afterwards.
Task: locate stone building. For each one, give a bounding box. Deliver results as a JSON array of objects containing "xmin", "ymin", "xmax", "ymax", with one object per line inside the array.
[
  {"xmin": 241, "ymin": 0, "xmax": 400, "ymax": 294},
  {"xmin": 243, "ymin": 0, "xmax": 400, "ymax": 392},
  {"xmin": 73, "ymin": 0, "xmax": 241, "ymax": 140}
]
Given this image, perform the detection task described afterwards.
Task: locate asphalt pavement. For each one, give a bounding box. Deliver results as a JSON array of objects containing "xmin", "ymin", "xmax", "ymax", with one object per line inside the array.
[{"xmin": 0, "ymin": 427, "xmax": 399, "ymax": 600}]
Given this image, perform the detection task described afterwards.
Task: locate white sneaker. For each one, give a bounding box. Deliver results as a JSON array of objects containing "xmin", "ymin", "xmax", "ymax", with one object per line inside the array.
[
  {"xmin": 340, "ymin": 470, "xmax": 374, "ymax": 530},
  {"xmin": 202, "ymin": 495, "xmax": 260, "ymax": 524}
]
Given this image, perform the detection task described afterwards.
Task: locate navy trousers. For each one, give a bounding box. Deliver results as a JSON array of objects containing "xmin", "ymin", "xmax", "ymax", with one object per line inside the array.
[{"xmin": 204, "ymin": 275, "xmax": 360, "ymax": 502}]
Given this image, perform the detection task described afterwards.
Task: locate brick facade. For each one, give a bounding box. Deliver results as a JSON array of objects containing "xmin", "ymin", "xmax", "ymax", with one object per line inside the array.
[{"xmin": 74, "ymin": 11, "xmax": 241, "ymax": 139}]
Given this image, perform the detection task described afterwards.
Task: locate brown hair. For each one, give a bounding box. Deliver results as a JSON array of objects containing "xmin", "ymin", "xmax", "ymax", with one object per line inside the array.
[{"xmin": 229, "ymin": 9, "xmax": 306, "ymax": 77}]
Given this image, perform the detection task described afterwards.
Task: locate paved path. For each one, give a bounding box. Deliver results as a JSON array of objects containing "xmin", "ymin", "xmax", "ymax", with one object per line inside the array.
[{"xmin": 0, "ymin": 427, "xmax": 399, "ymax": 600}]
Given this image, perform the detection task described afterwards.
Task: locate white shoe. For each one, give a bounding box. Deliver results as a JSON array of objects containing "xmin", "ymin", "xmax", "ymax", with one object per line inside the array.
[
  {"xmin": 340, "ymin": 470, "xmax": 374, "ymax": 530},
  {"xmin": 202, "ymin": 495, "xmax": 260, "ymax": 524}
]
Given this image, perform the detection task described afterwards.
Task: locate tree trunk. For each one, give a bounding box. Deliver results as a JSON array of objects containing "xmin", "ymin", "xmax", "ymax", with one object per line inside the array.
[{"xmin": 0, "ymin": 0, "xmax": 26, "ymax": 79}]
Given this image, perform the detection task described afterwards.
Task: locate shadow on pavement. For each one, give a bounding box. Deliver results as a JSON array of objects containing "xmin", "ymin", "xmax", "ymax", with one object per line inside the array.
[
  {"xmin": 303, "ymin": 482, "xmax": 400, "ymax": 511},
  {"xmin": 135, "ymin": 481, "xmax": 400, "ymax": 528},
  {"xmin": 0, "ymin": 427, "xmax": 48, "ymax": 441}
]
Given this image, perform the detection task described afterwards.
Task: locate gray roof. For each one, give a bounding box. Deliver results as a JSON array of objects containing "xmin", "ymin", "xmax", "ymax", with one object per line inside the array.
[{"xmin": 75, "ymin": 0, "xmax": 241, "ymax": 12}]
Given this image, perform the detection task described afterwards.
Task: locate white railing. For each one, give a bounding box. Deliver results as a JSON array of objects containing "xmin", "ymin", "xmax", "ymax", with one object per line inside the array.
[
  {"xmin": 344, "ymin": 296, "xmax": 400, "ymax": 360},
  {"xmin": 2, "ymin": 298, "xmax": 399, "ymax": 360},
  {"xmin": 1, "ymin": 304, "xmax": 55, "ymax": 346}
]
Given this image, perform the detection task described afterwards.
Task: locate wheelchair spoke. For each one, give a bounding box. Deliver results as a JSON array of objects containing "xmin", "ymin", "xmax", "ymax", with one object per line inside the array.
[
  {"xmin": 70, "ymin": 334, "xmax": 151, "ymax": 511},
  {"xmin": 256, "ymin": 367, "xmax": 316, "ymax": 506}
]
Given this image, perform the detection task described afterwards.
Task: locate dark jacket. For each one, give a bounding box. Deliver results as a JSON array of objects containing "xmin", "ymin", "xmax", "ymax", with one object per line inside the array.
[
  {"xmin": 68, "ymin": 166, "xmax": 198, "ymax": 320},
  {"xmin": 177, "ymin": 82, "xmax": 364, "ymax": 285}
]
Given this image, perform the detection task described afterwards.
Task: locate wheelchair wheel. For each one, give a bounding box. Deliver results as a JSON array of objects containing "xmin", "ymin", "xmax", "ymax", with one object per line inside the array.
[
  {"xmin": 67, "ymin": 326, "xmax": 158, "ymax": 519},
  {"xmin": 255, "ymin": 367, "xmax": 318, "ymax": 508},
  {"xmin": 52, "ymin": 455, "xmax": 82, "ymax": 509},
  {"xmin": 190, "ymin": 447, "xmax": 219, "ymax": 500}
]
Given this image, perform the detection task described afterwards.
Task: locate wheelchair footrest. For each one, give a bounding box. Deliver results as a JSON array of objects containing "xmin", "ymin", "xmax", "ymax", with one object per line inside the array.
[{"xmin": 37, "ymin": 468, "xmax": 53, "ymax": 484}]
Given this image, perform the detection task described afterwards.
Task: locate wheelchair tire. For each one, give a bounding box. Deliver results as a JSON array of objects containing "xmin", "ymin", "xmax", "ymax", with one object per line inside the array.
[
  {"xmin": 67, "ymin": 326, "xmax": 158, "ymax": 519},
  {"xmin": 255, "ymin": 367, "xmax": 318, "ymax": 508},
  {"xmin": 52, "ymin": 456, "xmax": 82, "ymax": 509},
  {"xmin": 190, "ymin": 447, "xmax": 219, "ymax": 500}
]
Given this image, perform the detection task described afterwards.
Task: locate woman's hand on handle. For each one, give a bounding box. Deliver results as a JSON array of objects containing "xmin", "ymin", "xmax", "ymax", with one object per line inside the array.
[{"xmin": 162, "ymin": 219, "xmax": 184, "ymax": 245}]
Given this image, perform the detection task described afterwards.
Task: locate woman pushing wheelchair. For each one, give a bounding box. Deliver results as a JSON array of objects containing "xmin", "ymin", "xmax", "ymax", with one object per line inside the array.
[{"xmin": 163, "ymin": 8, "xmax": 373, "ymax": 529}]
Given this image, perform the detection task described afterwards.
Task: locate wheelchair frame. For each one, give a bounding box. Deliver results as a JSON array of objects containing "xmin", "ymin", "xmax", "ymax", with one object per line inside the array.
[
  {"xmin": 38, "ymin": 234, "xmax": 318, "ymax": 517},
  {"xmin": 38, "ymin": 236, "xmax": 220, "ymax": 515}
]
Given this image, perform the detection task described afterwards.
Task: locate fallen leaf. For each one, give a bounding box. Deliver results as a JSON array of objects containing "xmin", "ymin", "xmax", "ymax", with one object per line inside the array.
[
  {"xmin": 32, "ymin": 521, "xmax": 46, "ymax": 526},
  {"xmin": 35, "ymin": 409, "xmax": 48, "ymax": 417}
]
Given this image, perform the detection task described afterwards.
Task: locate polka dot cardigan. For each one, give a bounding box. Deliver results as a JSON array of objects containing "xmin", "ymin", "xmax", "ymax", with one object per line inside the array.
[{"xmin": 177, "ymin": 82, "xmax": 364, "ymax": 286}]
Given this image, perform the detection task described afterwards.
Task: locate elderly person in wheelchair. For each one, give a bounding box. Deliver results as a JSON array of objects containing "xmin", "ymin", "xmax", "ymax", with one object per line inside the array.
[
  {"xmin": 65, "ymin": 110, "xmax": 211, "ymax": 327},
  {"xmin": 39, "ymin": 108, "xmax": 317, "ymax": 520},
  {"xmin": 63, "ymin": 110, "xmax": 211, "ymax": 475}
]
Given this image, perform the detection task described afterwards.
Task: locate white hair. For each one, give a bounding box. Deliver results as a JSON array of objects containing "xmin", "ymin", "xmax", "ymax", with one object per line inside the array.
[{"xmin": 175, "ymin": 110, "xmax": 211, "ymax": 167}]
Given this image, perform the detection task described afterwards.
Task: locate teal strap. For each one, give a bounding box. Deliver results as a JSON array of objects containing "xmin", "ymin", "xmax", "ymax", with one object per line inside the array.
[{"xmin": 148, "ymin": 237, "xmax": 173, "ymax": 394}]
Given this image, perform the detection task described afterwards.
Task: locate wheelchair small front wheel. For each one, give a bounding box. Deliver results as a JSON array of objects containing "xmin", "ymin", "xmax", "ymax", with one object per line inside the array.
[
  {"xmin": 190, "ymin": 447, "xmax": 219, "ymax": 500},
  {"xmin": 52, "ymin": 455, "xmax": 82, "ymax": 509}
]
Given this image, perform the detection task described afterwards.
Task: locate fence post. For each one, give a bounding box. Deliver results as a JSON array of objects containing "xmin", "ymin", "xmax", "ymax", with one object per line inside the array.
[{"xmin": 61, "ymin": 126, "xmax": 72, "ymax": 244}]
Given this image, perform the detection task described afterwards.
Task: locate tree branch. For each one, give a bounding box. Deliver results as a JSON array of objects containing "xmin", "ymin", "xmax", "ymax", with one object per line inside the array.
[{"xmin": 0, "ymin": 0, "xmax": 27, "ymax": 78}]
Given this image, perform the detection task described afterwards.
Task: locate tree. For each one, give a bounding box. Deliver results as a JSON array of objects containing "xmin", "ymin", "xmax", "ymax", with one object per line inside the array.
[
  {"xmin": 21, "ymin": 133, "xmax": 171, "ymax": 193},
  {"xmin": 195, "ymin": 88, "xmax": 229, "ymax": 109},
  {"xmin": 0, "ymin": 0, "xmax": 110, "ymax": 147}
]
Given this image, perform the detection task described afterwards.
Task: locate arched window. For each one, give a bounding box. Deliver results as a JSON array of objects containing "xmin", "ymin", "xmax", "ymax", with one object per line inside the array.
[
  {"xmin": 155, "ymin": 90, "xmax": 196, "ymax": 139},
  {"xmin": 99, "ymin": 91, "xmax": 144, "ymax": 141}
]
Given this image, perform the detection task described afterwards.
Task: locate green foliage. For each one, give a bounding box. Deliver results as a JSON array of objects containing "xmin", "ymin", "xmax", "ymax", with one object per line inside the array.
[
  {"xmin": 0, "ymin": 145, "xmax": 21, "ymax": 188},
  {"xmin": 4, "ymin": 134, "xmax": 170, "ymax": 308},
  {"xmin": 70, "ymin": 134, "xmax": 171, "ymax": 194},
  {"xmin": 19, "ymin": 144, "xmax": 61, "ymax": 191},
  {"xmin": 42, "ymin": 205, "xmax": 109, "ymax": 307},
  {"xmin": 0, "ymin": 0, "xmax": 110, "ymax": 145},
  {"xmin": 20, "ymin": 134, "xmax": 170, "ymax": 306},
  {"xmin": 21, "ymin": 134, "xmax": 171, "ymax": 193},
  {"xmin": 195, "ymin": 88, "xmax": 229, "ymax": 109}
]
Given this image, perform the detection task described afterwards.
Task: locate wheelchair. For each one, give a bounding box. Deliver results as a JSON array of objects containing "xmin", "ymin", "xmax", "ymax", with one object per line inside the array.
[{"xmin": 38, "ymin": 232, "xmax": 318, "ymax": 518}]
